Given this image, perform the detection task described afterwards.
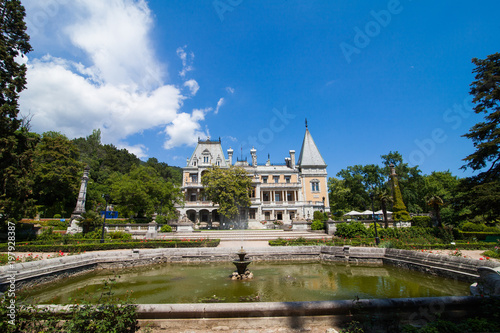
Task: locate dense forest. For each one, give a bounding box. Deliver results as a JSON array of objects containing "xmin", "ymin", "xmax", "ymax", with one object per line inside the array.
[{"xmin": 14, "ymin": 128, "xmax": 183, "ymax": 220}]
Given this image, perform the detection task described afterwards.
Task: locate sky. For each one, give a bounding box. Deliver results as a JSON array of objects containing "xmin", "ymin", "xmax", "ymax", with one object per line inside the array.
[{"xmin": 19, "ymin": 0, "xmax": 500, "ymax": 179}]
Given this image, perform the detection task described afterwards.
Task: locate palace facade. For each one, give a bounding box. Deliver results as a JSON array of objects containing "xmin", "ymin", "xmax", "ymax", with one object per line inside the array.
[{"xmin": 176, "ymin": 125, "xmax": 329, "ymax": 229}]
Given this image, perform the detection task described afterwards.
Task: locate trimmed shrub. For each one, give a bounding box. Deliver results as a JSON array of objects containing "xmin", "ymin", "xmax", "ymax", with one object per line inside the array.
[
  {"xmin": 313, "ymin": 211, "xmax": 328, "ymax": 222},
  {"xmin": 108, "ymin": 231, "xmax": 132, "ymax": 240},
  {"xmin": 461, "ymin": 222, "xmax": 486, "ymax": 232},
  {"xmin": 53, "ymin": 214, "xmax": 62, "ymax": 219},
  {"xmin": 310, "ymin": 220, "xmax": 325, "ymax": 231},
  {"xmin": 412, "ymin": 216, "xmax": 432, "ymax": 228},
  {"xmin": 335, "ymin": 222, "xmax": 368, "ymax": 238},
  {"xmin": 160, "ymin": 224, "xmax": 173, "ymax": 233}
]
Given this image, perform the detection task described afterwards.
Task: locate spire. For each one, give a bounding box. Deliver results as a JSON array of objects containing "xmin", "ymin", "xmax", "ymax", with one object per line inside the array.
[{"xmin": 297, "ymin": 125, "xmax": 326, "ymax": 167}]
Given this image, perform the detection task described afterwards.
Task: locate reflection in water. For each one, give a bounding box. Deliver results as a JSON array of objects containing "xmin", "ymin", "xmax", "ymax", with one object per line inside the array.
[{"xmin": 20, "ymin": 261, "xmax": 470, "ymax": 304}]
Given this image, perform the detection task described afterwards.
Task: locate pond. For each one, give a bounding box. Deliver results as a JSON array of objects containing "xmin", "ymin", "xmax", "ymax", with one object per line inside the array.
[{"xmin": 21, "ymin": 261, "xmax": 470, "ymax": 304}]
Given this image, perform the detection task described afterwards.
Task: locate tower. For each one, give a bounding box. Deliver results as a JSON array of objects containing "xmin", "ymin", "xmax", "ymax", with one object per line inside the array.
[
  {"xmin": 297, "ymin": 122, "xmax": 330, "ymax": 214},
  {"xmin": 72, "ymin": 165, "xmax": 90, "ymax": 218}
]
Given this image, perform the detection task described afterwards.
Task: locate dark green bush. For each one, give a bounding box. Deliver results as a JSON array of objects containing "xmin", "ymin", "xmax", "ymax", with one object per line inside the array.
[
  {"xmin": 461, "ymin": 222, "xmax": 486, "ymax": 232},
  {"xmin": 160, "ymin": 224, "xmax": 172, "ymax": 232},
  {"xmin": 411, "ymin": 216, "xmax": 431, "ymax": 228},
  {"xmin": 335, "ymin": 222, "xmax": 368, "ymax": 238},
  {"xmin": 310, "ymin": 220, "xmax": 325, "ymax": 230},
  {"xmin": 313, "ymin": 211, "xmax": 328, "ymax": 222},
  {"xmin": 107, "ymin": 231, "xmax": 132, "ymax": 240}
]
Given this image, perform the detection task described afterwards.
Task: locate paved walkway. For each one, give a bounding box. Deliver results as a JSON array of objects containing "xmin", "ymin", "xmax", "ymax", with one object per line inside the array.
[{"xmin": 217, "ymin": 240, "xmax": 270, "ymax": 249}]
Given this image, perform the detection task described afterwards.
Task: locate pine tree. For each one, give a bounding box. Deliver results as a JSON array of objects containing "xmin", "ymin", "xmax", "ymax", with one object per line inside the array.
[{"xmin": 0, "ymin": 0, "xmax": 33, "ymax": 224}]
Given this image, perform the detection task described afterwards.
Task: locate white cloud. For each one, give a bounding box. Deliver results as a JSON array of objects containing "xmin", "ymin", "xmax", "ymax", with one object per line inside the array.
[
  {"xmin": 163, "ymin": 108, "xmax": 211, "ymax": 149},
  {"xmin": 21, "ymin": 57, "xmax": 184, "ymax": 147},
  {"xmin": 215, "ymin": 97, "xmax": 225, "ymax": 114},
  {"xmin": 20, "ymin": 0, "xmax": 212, "ymax": 157},
  {"xmin": 176, "ymin": 45, "xmax": 194, "ymax": 78},
  {"xmin": 184, "ymin": 79, "xmax": 199, "ymax": 96},
  {"xmin": 226, "ymin": 86, "xmax": 235, "ymax": 94}
]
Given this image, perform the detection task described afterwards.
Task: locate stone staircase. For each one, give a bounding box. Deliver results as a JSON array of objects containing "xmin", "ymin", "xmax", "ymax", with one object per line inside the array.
[{"xmin": 154, "ymin": 230, "xmax": 329, "ymax": 241}]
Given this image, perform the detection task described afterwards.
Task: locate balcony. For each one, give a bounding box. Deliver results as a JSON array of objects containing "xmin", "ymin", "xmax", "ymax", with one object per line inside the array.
[
  {"xmin": 258, "ymin": 182, "xmax": 302, "ymax": 189},
  {"xmin": 182, "ymin": 181, "xmax": 203, "ymax": 189}
]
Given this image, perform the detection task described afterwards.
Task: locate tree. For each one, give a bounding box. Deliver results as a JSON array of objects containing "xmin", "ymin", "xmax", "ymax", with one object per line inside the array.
[
  {"xmin": 327, "ymin": 177, "xmax": 352, "ymax": 217},
  {"xmin": 389, "ymin": 164, "xmax": 411, "ymax": 221},
  {"xmin": 0, "ymin": 0, "xmax": 33, "ymax": 224},
  {"xmin": 375, "ymin": 188, "xmax": 393, "ymax": 228},
  {"xmin": 427, "ymin": 195, "xmax": 444, "ymax": 227},
  {"xmin": 201, "ymin": 166, "xmax": 252, "ymax": 220},
  {"xmin": 32, "ymin": 132, "xmax": 83, "ymax": 217},
  {"xmin": 109, "ymin": 165, "xmax": 182, "ymax": 218},
  {"xmin": 462, "ymin": 53, "xmax": 500, "ymax": 181},
  {"xmin": 461, "ymin": 53, "xmax": 500, "ymax": 222}
]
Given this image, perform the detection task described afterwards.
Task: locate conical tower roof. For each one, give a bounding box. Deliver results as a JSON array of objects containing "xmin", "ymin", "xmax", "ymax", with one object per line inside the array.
[{"xmin": 297, "ymin": 127, "xmax": 326, "ymax": 167}]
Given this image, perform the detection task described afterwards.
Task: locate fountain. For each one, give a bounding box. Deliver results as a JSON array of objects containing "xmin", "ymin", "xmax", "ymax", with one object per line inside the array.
[{"xmin": 230, "ymin": 246, "xmax": 253, "ymax": 280}]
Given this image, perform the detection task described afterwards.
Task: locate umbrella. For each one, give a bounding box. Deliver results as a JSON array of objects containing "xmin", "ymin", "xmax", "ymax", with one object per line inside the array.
[{"xmin": 344, "ymin": 210, "xmax": 362, "ymax": 216}]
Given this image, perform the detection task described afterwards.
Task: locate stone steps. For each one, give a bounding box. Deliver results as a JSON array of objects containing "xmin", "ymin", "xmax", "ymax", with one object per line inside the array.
[{"xmin": 151, "ymin": 230, "xmax": 329, "ymax": 241}]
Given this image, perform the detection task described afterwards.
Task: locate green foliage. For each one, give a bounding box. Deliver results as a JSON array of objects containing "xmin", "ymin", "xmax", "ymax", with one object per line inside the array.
[
  {"xmin": 32, "ymin": 132, "xmax": 83, "ymax": 217},
  {"xmin": 109, "ymin": 165, "xmax": 183, "ymax": 219},
  {"xmin": 108, "ymin": 231, "xmax": 132, "ymax": 240},
  {"xmin": 335, "ymin": 222, "xmax": 368, "ymax": 238},
  {"xmin": 0, "ymin": 0, "xmax": 34, "ymax": 226},
  {"xmin": 313, "ymin": 210, "xmax": 328, "ymax": 221},
  {"xmin": 310, "ymin": 220, "xmax": 325, "ymax": 230},
  {"xmin": 0, "ymin": 277, "xmax": 140, "ymax": 332},
  {"xmin": 155, "ymin": 215, "xmax": 168, "ymax": 224},
  {"xmin": 78, "ymin": 211, "xmax": 103, "ymax": 234},
  {"xmin": 64, "ymin": 277, "xmax": 138, "ymax": 333},
  {"xmin": 339, "ymin": 320, "xmax": 365, "ymax": 333},
  {"xmin": 160, "ymin": 224, "xmax": 172, "ymax": 232},
  {"xmin": 482, "ymin": 250, "xmax": 500, "ymax": 258},
  {"xmin": 412, "ymin": 216, "xmax": 432, "ymax": 228},
  {"xmin": 461, "ymin": 221, "xmax": 486, "ymax": 231},
  {"xmin": 201, "ymin": 166, "xmax": 252, "ymax": 220}
]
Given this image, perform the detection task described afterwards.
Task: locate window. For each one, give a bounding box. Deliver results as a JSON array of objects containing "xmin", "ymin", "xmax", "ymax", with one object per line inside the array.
[
  {"xmin": 311, "ymin": 180, "xmax": 320, "ymax": 192},
  {"xmin": 190, "ymin": 174, "xmax": 198, "ymax": 183},
  {"xmin": 273, "ymin": 176, "xmax": 280, "ymax": 183},
  {"xmin": 285, "ymin": 176, "xmax": 291, "ymax": 183},
  {"xmin": 262, "ymin": 176, "xmax": 268, "ymax": 183},
  {"xmin": 275, "ymin": 192, "xmax": 281, "ymax": 202},
  {"xmin": 203, "ymin": 156, "xmax": 209, "ymax": 163}
]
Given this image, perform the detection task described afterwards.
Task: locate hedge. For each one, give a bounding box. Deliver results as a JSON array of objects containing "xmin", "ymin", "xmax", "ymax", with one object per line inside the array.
[
  {"xmin": 411, "ymin": 216, "xmax": 431, "ymax": 228},
  {"xmin": 458, "ymin": 231, "xmax": 500, "ymax": 241},
  {"xmin": 268, "ymin": 238, "xmax": 496, "ymax": 250},
  {"xmin": 0, "ymin": 239, "xmax": 220, "ymax": 252}
]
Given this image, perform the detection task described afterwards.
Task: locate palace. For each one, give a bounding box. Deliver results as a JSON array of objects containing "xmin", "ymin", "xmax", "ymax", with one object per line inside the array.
[{"xmin": 177, "ymin": 125, "xmax": 329, "ymax": 229}]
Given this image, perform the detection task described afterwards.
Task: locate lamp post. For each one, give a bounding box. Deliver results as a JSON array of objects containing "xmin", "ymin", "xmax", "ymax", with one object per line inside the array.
[
  {"xmin": 370, "ymin": 192, "xmax": 380, "ymax": 246},
  {"xmin": 101, "ymin": 194, "xmax": 110, "ymax": 244}
]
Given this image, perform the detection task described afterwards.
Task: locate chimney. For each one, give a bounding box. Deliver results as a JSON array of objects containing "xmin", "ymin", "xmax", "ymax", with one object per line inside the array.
[
  {"xmin": 250, "ymin": 147, "xmax": 257, "ymax": 167},
  {"xmin": 227, "ymin": 147, "xmax": 233, "ymax": 166},
  {"xmin": 289, "ymin": 150, "xmax": 296, "ymax": 169}
]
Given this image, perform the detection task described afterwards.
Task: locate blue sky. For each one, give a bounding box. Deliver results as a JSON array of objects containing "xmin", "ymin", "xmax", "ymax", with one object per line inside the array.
[{"xmin": 19, "ymin": 0, "xmax": 500, "ymax": 178}]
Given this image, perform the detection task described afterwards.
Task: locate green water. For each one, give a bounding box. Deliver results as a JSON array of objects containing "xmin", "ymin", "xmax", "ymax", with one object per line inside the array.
[{"xmin": 21, "ymin": 261, "xmax": 470, "ymax": 304}]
